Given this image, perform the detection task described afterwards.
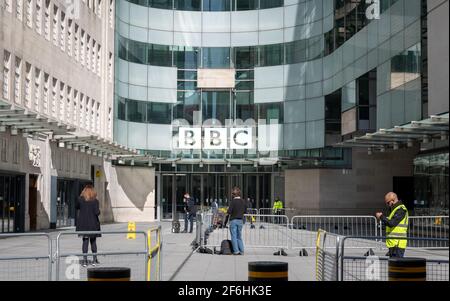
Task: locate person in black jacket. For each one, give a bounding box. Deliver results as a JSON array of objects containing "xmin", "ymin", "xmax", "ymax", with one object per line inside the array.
[
  {"xmin": 76, "ymin": 184, "xmax": 101, "ymax": 267},
  {"xmin": 183, "ymin": 193, "xmax": 196, "ymax": 233}
]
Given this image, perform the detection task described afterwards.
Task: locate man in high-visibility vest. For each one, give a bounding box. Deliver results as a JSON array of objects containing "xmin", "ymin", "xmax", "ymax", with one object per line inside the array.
[
  {"xmin": 376, "ymin": 192, "xmax": 409, "ymax": 258},
  {"xmin": 272, "ymin": 198, "xmax": 284, "ymax": 224}
]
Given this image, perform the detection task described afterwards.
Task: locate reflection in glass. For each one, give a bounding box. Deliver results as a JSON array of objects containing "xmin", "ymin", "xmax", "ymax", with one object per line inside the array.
[
  {"xmin": 175, "ymin": 0, "xmax": 201, "ymax": 11},
  {"xmin": 203, "ymin": 0, "xmax": 231, "ymax": 11},
  {"xmin": 202, "ymin": 91, "xmax": 231, "ymax": 125},
  {"xmin": 202, "ymin": 48, "xmax": 231, "ymax": 68},
  {"xmin": 147, "ymin": 102, "xmax": 172, "ymax": 124},
  {"xmin": 391, "ymin": 44, "xmax": 421, "ymax": 89},
  {"xmin": 259, "ymin": 102, "xmax": 283, "ymax": 123},
  {"xmin": 174, "ymin": 46, "xmax": 200, "ymax": 69},
  {"xmin": 174, "ymin": 91, "xmax": 201, "ymax": 124},
  {"xmin": 234, "ymin": 46, "xmax": 258, "ymax": 69},
  {"xmin": 126, "ymin": 99, "xmax": 146, "ymax": 122},
  {"xmin": 235, "ymin": 92, "xmax": 255, "ymax": 121},
  {"xmin": 259, "ymin": 44, "xmax": 283, "ymax": 67}
]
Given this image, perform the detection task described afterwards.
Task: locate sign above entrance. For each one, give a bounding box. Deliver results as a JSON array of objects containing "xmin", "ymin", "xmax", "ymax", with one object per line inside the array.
[
  {"xmin": 197, "ymin": 69, "xmax": 236, "ymax": 89},
  {"xmin": 178, "ymin": 127, "xmax": 253, "ymax": 150}
]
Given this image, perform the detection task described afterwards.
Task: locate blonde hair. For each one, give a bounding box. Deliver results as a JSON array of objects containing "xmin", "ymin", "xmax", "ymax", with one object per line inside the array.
[{"xmin": 81, "ymin": 185, "xmax": 97, "ymax": 201}]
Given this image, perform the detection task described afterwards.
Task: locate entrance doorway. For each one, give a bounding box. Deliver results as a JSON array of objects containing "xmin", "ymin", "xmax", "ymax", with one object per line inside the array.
[
  {"xmin": 29, "ymin": 175, "xmax": 38, "ymax": 231},
  {"xmin": 0, "ymin": 173, "xmax": 25, "ymax": 233},
  {"xmin": 56, "ymin": 179, "xmax": 91, "ymax": 228},
  {"xmin": 160, "ymin": 173, "xmax": 271, "ymax": 221}
]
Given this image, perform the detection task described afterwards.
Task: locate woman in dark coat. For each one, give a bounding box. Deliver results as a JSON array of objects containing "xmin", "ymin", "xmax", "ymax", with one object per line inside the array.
[{"xmin": 76, "ymin": 184, "xmax": 101, "ymax": 267}]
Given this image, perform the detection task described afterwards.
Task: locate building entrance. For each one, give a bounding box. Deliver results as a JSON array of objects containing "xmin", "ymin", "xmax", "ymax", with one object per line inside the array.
[
  {"xmin": 0, "ymin": 173, "xmax": 25, "ymax": 233},
  {"xmin": 160, "ymin": 173, "xmax": 272, "ymax": 221}
]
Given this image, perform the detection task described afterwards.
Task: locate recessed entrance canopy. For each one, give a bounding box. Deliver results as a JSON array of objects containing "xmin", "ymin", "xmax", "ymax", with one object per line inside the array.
[
  {"xmin": 0, "ymin": 102, "xmax": 74, "ymax": 136},
  {"xmin": 0, "ymin": 99, "xmax": 137, "ymax": 157},
  {"xmin": 335, "ymin": 113, "xmax": 449, "ymax": 152}
]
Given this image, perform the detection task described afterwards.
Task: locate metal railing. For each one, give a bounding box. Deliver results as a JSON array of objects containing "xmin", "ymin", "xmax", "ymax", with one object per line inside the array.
[
  {"xmin": 407, "ymin": 216, "xmax": 448, "ymax": 248},
  {"xmin": 315, "ymin": 230, "xmax": 340, "ymax": 281},
  {"xmin": 147, "ymin": 226, "xmax": 163, "ymax": 281},
  {"xmin": 55, "ymin": 231, "xmax": 149, "ymax": 281},
  {"xmin": 0, "ymin": 233, "xmax": 52, "ymax": 281},
  {"xmin": 197, "ymin": 213, "xmax": 289, "ymax": 250},
  {"xmin": 338, "ymin": 236, "xmax": 449, "ymax": 281},
  {"xmin": 291, "ymin": 216, "xmax": 379, "ymax": 250}
]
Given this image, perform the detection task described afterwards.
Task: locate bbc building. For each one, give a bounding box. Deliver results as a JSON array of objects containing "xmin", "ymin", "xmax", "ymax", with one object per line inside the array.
[{"xmin": 0, "ymin": 0, "xmax": 448, "ymax": 232}]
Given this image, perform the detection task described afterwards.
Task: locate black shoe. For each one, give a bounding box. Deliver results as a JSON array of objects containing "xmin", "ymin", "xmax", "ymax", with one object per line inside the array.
[
  {"xmin": 81, "ymin": 259, "xmax": 88, "ymax": 267},
  {"xmin": 92, "ymin": 257, "xmax": 100, "ymax": 266}
]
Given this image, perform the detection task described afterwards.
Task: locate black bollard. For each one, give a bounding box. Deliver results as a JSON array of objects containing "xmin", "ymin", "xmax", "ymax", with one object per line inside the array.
[
  {"xmin": 388, "ymin": 258, "xmax": 426, "ymax": 281},
  {"xmin": 248, "ymin": 262, "xmax": 288, "ymax": 281},
  {"xmin": 87, "ymin": 267, "xmax": 131, "ymax": 281}
]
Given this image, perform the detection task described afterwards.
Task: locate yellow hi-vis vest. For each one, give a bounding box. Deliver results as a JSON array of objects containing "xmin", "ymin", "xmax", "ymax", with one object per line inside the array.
[{"xmin": 386, "ymin": 204, "xmax": 409, "ymax": 249}]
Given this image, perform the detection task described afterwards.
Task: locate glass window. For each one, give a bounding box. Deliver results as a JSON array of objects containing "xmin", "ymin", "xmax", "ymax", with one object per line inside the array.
[
  {"xmin": 233, "ymin": 46, "xmax": 258, "ymax": 69},
  {"xmin": 235, "ymin": 92, "xmax": 255, "ymax": 121},
  {"xmin": 259, "ymin": 103, "xmax": 283, "ymax": 123},
  {"xmin": 235, "ymin": 81, "xmax": 254, "ymax": 91},
  {"xmin": 203, "ymin": 0, "xmax": 231, "ymax": 11},
  {"xmin": 177, "ymin": 81, "xmax": 197, "ymax": 90},
  {"xmin": 174, "ymin": 91, "xmax": 201, "ymax": 124},
  {"xmin": 202, "ymin": 48, "xmax": 231, "ymax": 68},
  {"xmin": 118, "ymin": 37, "xmax": 128, "ymax": 61},
  {"xmin": 259, "ymin": 44, "xmax": 283, "ymax": 67},
  {"xmin": 233, "ymin": 0, "xmax": 258, "ymax": 11},
  {"xmin": 148, "ymin": 44, "xmax": 172, "ymax": 67},
  {"xmin": 147, "ymin": 102, "xmax": 172, "ymax": 124},
  {"xmin": 236, "ymin": 70, "xmax": 254, "ymax": 80},
  {"xmin": 126, "ymin": 99, "xmax": 146, "ymax": 122},
  {"xmin": 391, "ymin": 44, "xmax": 421, "ymax": 89},
  {"xmin": 178, "ymin": 70, "xmax": 197, "ymax": 80},
  {"xmin": 260, "ymin": 0, "xmax": 283, "ymax": 9},
  {"xmin": 149, "ymin": 0, "xmax": 173, "ymax": 9},
  {"xmin": 174, "ymin": 46, "xmax": 200, "ymax": 69},
  {"xmin": 285, "ymin": 39, "xmax": 307, "ymax": 64},
  {"xmin": 175, "ymin": 0, "xmax": 201, "ymax": 10},
  {"xmin": 128, "ymin": 0, "xmax": 148, "ymax": 6},
  {"xmin": 325, "ymin": 90, "xmax": 342, "ymax": 134},
  {"xmin": 308, "ymin": 36, "xmax": 324, "ymax": 61},
  {"xmin": 202, "ymin": 91, "xmax": 231, "ymax": 125},
  {"xmin": 128, "ymin": 40, "xmax": 147, "ymax": 64},
  {"xmin": 117, "ymin": 96, "xmax": 126, "ymax": 120}
]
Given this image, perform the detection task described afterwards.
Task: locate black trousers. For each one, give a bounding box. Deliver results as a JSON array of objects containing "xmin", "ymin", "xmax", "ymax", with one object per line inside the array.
[
  {"xmin": 388, "ymin": 247, "xmax": 405, "ymax": 258},
  {"xmin": 82, "ymin": 237, "xmax": 98, "ymax": 260}
]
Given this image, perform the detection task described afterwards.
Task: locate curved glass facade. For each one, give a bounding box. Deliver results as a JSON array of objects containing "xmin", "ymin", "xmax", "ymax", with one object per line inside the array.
[
  {"xmin": 115, "ymin": 0, "xmax": 424, "ymax": 165},
  {"xmin": 127, "ymin": 0, "xmax": 284, "ymax": 11}
]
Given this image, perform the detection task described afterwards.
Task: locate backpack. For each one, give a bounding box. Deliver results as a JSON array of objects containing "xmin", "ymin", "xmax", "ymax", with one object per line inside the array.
[
  {"xmin": 220, "ymin": 239, "xmax": 233, "ymax": 255},
  {"xmin": 172, "ymin": 220, "xmax": 180, "ymax": 233}
]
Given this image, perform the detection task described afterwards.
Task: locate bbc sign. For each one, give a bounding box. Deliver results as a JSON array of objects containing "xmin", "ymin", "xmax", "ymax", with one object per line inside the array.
[{"xmin": 178, "ymin": 127, "xmax": 253, "ymax": 150}]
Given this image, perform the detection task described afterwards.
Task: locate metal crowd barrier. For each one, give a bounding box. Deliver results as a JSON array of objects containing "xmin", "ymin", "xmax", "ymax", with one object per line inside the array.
[
  {"xmin": 198, "ymin": 213, "xmax": 289, "ymax": 250},
  {"xmin": 407, "ymin": 216, "xmax": 448, "ymax": 248},
  {"xmin": 315, "ymin": 232, "xmax": 449, "ymax": 281},
  {"xmin": 291, "ymin": 216, "xmax": 379, "ymax": 251},
  {"xmin": 338, "ymin": 236, "xmax": 449, "ymax": 281},
  {"xmin": 55, "ymin": 231, "xmax": 149, "ymax": 281},
  {"xmin": 147, "ymin": 226, "xmax": 163, "ymax": 281},
  {"xmin": 258, "ymin": 208, "xmax": 295, "ymax": 217},
  {"xmin": 315, "ymin": 230, "xmax": 340, "ymax": 281},
  {"xmin": 0, "ymin": 233, "xmax": 52, "ymax": 281}
]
